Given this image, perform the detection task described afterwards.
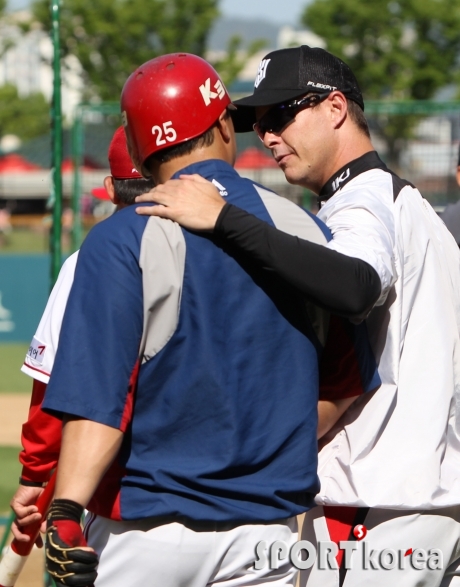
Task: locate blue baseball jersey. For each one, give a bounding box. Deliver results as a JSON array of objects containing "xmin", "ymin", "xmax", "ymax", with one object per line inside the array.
[{"xmin": 44, "ymin": 159, "xmax": 379, "ymax": 522}]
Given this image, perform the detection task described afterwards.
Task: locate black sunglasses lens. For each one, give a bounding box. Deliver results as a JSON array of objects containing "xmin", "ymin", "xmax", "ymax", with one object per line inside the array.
[
  {"xmin": 259, "ymin": 107, "xmax": 293, "ymax": 136},
  {"xmin": 256, "ymin": 95, "xmax": 327, "ymax": 138}
]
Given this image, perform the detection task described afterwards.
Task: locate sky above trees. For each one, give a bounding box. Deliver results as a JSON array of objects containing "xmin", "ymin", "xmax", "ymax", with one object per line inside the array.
[
  {"xmin": 219, "ymin": 0, "xmax": 309, "ymax": 23},
  {"xmin": 7, "ymin": 0, "xmax": 311, "ymax": 24}
]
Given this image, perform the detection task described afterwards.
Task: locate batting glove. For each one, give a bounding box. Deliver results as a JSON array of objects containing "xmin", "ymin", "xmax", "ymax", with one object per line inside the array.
[{"xmin": 46, "ymin": 499, "xmax": 98, "ymax": 587}]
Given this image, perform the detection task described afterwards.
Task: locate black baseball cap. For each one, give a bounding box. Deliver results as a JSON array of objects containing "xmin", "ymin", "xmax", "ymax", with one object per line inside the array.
[{"xmin": 231, "ymin": 45, "xmax": 364, "ymax": 133}]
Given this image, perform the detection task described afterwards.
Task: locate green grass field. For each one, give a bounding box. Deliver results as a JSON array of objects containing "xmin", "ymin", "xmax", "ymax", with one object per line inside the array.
[
  {"xmin": 0, "ymin": 446, "xmax": 21, "ymax": 514},
  {"xmin": 0, "ymin": 343, "xmax": 31, "ymax": 515},
  {"xmin": 0, "ymin": 344, "xmax": 30, "ymax": 512},
  {"xmin": 0, "ymin": 344, "xmax": 29, "ymax": 518},
  {"xmin": 0, "ymin": 229, "xmax": 49, "ymax": 254},
  {"xmin": 0, "ymin": 225, "xmax": 89, "ymax": 255},
  {"xmin": 0, "ymin": 343, "xmax": 31, "ymax": 393}
]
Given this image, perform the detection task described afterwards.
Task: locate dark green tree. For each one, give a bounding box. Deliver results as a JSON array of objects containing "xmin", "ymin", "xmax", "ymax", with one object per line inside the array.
[
  {"xmin": 302, "ymin": 0, "xmax": 460, "ymax": 167},
  {"xmin": 0, "ymin": 84, "xmax": 49, "ymax": 142},
  {"xmin": 0, "ymin": 1, "xmax": 19, "ymax": 58},
  {"xmin": 302, "ymin": 0, "xmax": 460, "ymax": 100},
  {"xmin": 32, "ymin": 0, "xmax": 220, "ymax": 101}
]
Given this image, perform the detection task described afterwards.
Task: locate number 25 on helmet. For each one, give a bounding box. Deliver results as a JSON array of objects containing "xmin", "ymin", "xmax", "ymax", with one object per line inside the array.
[{"xmin": 121, "ymin": 53, "xmax": 232, "ymax": 177}]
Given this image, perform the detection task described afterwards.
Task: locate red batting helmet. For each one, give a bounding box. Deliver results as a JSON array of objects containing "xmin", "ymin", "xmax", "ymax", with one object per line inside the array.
[
  {"xmin": 121, "ymin": 53, "xmax": 232, "ymax": 177},
  {"xmin": 91, "ymin": 126, "xmax": 142, "ymax": 200},
  {"xmin": 108, "ymin": 126, "xmax": 142, "ymax": 180}
]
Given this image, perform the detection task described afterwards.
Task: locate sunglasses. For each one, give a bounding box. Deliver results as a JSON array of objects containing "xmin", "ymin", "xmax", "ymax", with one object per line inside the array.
[{"xmin": 253, "ymin": 93, "xmax": 331, "ymax": 140}]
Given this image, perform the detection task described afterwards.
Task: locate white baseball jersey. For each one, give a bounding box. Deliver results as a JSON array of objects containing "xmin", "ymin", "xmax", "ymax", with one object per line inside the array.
[
  {"xmin": 21, "ymin": 251, "xmax": 79, "ymax": 384},
  {"xmin": 316, "ymin": 152, "xmax": 460, "ymax": 509}
]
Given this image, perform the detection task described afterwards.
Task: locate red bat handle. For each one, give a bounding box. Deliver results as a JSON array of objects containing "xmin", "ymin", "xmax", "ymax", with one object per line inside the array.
[
  {"xmin": 0, "ymin": 472, "xmax": 56, "ymax": 587},
  {"xmin": 10, "ymin": 473, "xmax": 56, "ymax": 556}
]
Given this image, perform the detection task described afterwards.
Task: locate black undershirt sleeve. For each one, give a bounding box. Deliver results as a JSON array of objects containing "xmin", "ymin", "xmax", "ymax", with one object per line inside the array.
[{"xmin": 214, "ymin": 203, "xmax": 382, "ymax": 321}]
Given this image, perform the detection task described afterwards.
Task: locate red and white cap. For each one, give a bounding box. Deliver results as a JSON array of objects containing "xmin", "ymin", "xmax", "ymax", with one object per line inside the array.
[{"xmin": 92, "ymin": 126, "xmax": 141, "ymax": 199}]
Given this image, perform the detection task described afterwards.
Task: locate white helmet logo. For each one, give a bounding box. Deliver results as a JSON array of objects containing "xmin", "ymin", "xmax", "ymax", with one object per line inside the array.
[{"xmin": 200, "ymin": 78, "xmax": 226, "ymax": 106}]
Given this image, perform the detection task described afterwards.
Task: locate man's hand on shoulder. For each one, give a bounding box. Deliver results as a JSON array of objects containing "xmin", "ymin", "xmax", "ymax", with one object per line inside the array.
[{"xmin": 135, "ymin": 174, "xmax": 226, "ymax": 231}]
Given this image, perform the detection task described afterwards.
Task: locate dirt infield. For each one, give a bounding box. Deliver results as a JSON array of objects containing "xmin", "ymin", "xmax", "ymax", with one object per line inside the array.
[
  {"xmin": 15, "ymin": 548, "xmax": 44, "ymax": 587},
  {"xmin": 0, "ymin": 394, "xmax": 30, "ymax": 446},
  {"xmin": 0, "ymin": 546, "xmax": 45, "ymax": 587}
]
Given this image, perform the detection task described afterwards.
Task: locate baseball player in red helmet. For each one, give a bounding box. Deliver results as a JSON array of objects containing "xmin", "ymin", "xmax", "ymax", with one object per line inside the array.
[
  {"xmin": 135, "ymin": 46, "xmax": 460, "ymax": 586},
  {"xmin": 10, "ymin": 127, "xmax": 154, "ymax": 545},
  {"xmin": 38, "ymin": 54, "xmax": 379, "ymax": 587}
]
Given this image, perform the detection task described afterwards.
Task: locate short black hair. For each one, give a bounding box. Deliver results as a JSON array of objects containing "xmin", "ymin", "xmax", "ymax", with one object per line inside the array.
[
  {"xmin": 113, "ymin": 177, "xmax": 156, "ymax": 205},
  {"xmin": 146, "ymin": 126, "xmax": 216, "ymax": 167}
]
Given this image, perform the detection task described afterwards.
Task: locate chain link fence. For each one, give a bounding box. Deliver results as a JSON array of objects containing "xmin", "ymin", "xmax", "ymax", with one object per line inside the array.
[
  {"xmin": 365, "ymin": 101, "xmax": 460, "ymax": 209},
  {"xmin": 1, "ymin": 100, "xmax": 459, "ymax": 251},
  {"xmin": 69, "ymin": 101, "xmax": 460, "ymax": 243}
]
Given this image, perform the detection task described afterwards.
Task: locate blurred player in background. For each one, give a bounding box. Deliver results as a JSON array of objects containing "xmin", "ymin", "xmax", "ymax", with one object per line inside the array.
[
  {"xmin": 10, "ymin": 126, "xmax": 155, "ymax": 544},
  {"xmin": 40, "ymin": 54, "xmax": 379, "ymax": 587},
  {"xmin": 135, "ymin": 46, "xmax": 460, "ymax": 587}
]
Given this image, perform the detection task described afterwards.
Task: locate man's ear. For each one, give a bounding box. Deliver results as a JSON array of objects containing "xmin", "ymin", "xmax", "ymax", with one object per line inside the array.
[
  {"xmin": 456, "ymin": 165, "xmax": 460, "ymax": 189},
  {"xmin": 328, "ymin": 91, "xmax": 348, "ymax": 129},
  {"xmin": 216, "ymin": 109, "xmax": 234, "ymax": 143},
  {"xmin": 104, "ymin": 176, "xmax": 119, "ymax": 205}
]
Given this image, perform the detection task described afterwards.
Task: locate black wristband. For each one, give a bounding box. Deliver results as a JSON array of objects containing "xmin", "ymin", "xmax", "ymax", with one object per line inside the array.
[
  {"xmin": 19, "ymin": 477, "xmax": 46, "ymax": 487},
  {"xmin": 47, "ymin": 499, "xmax": 84, "ymax": 524}
]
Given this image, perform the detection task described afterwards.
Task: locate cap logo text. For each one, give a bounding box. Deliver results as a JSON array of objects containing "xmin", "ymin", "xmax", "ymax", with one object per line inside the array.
[
  {"xmin": 307, "ymin": 81, "xmax": 337, "ymax": 91},
  {"xmin": 200, "ymin": 78, "xmax": 226, "ymax": 106},
  {"xmin": 254, "ymin": 59, "xmax": 271, "ymax": 88}
]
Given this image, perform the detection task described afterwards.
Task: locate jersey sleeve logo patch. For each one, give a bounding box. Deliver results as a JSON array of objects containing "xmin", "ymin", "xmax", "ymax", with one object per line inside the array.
[{"xmin": 27, "ymin": 336, "xmax": 46, "ymax": 365}]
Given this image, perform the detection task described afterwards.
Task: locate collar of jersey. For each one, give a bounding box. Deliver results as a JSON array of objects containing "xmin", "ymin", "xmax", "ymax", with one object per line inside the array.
[
  {"xmin": 171, "ymin": 158, "xmax": 237, "ymax": 182},
  {"xmin": 319, "ymin": 151, "xmax": 388, "ymax": 202}
]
